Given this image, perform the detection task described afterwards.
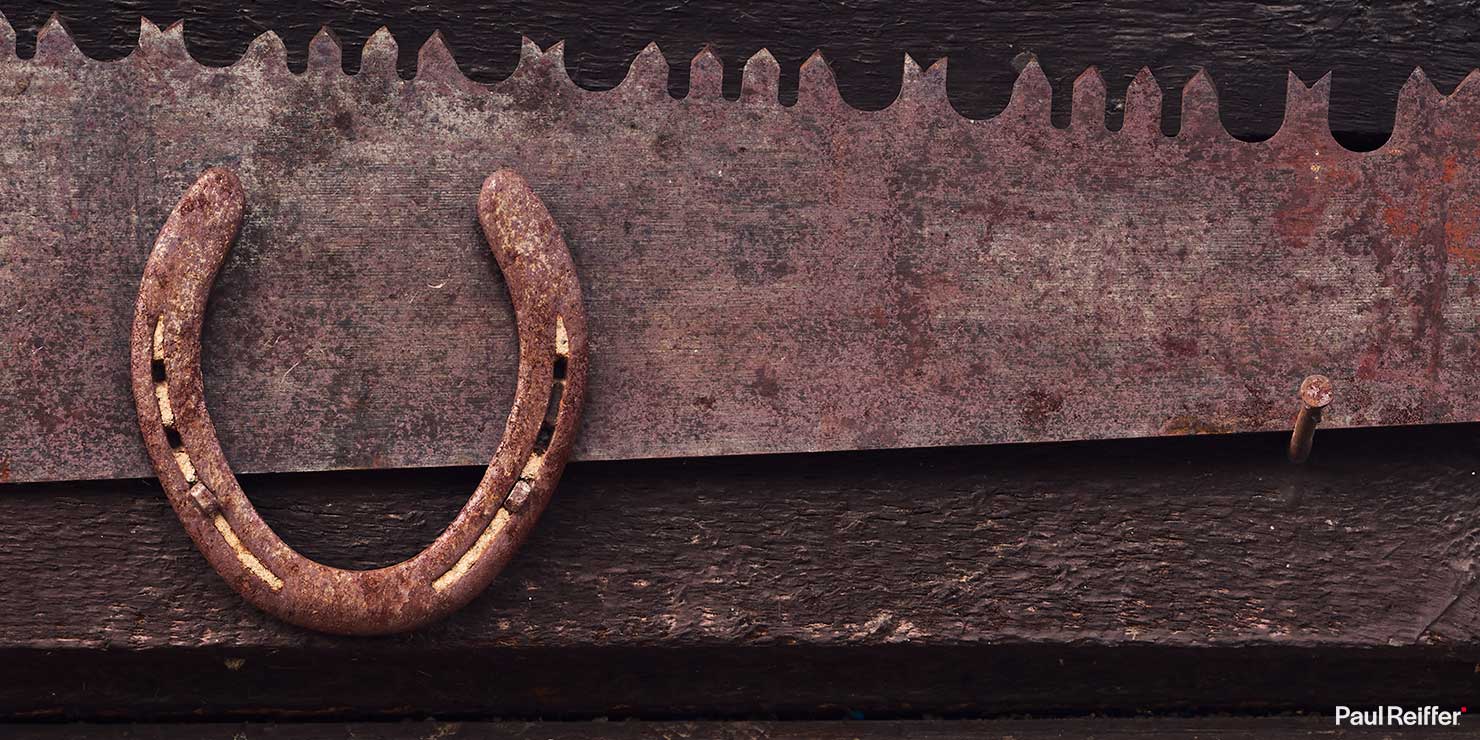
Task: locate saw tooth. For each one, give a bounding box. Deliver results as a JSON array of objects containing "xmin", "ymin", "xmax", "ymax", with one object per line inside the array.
[
  {"xmin": 1178, "ymin": 69, "xmax": 1226, "ymax": 139},
  {"xmin": 307, "ymin": 26, "xmax": 342, "ymax": 75},
  {"xmin": 1001, "ymin": 58, "xmax": 1051, "ymax": 127},
  {"xmin": 415, "ymin": 30, "xmax": 465, "ymax": 85},
  {"xmin": 798, "ymin": 50, "xmax": 841, "ymax": 107},
  {"xmin": 545, "ymin": 39, "xmax": 571, "ymax": 78},
  {"xmin": 0, "ymin": 11, "xmax": 13, "ymax": 59},
  {"xmin": 359, "ymin": 26, "xmax": 398, "ymax": 79},
  {"xmin": 897, "ymin": 52, "xmax": 923, "ymax": 96},
  {"xmin": 137, "ymin": 16, "xmax": 163, "ymax": 49},
  {"xmin": 1121, "ymin": 67, "xmax": 1162, "ymax": 138},
  {"xmin": 34, "ymin": 14, "xmax": 83, "ymax": 65},
  {"xmin": 1273, "ymin": 72, "xmax": 1333, "ymax": 144},
  {"xmin": 1446, "ymin": 68, "xmax": 1480, "ymax": 116},
  {"xmin": 1452, "ymin": 68, "xmax": 1480, "ymax": 100},
  {"xmin": 136, "ymin": 17, "xmax": 189, "ymax": 64},
  {"xmin": 1071, "ymin": 66, "xmax": 1107, "ymax": 131},
  {"xmin": 922, "ymin": 58, "xmax": 950, "ymax": 107},
  {"xmin": 508, "ymin": 37, "xmax": 573, "ymax": 90},
  {"xmin": 239, "ymin": 30, "xmax": 289, "ymax": 74},
  {"xmin": 688, "ymin": 46, "xmax": 723, "ymax": 101},
  {"xmin": 741, "ymin": 48, "xmax": 779, "ymax": 105},
  {"xmin": 1389, "ymin": 67, "xmax": 1443, "ymax": 148},
  {"xmin": 893, "ymin": 55, "xmax": 950, "ymax": 111},
  {"xmin": 616, "ymin": 41, "xmax": 668, "ymax": 100}
]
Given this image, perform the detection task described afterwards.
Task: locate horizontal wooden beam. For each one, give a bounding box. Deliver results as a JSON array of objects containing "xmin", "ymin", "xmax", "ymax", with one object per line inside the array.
[
  {"xmin": 3, "ymin": 643, "xmax": 1479, "ymax": 720},
  {"xmin": 0, "ymin": 717, "xmax": 1432, "ymax": 739},
  {"xmin": 6, "ymin": 429, "xmax": 1480, "ymax": 715},
  {"xmin": 5, "ymin": 428, "xmax": 1480, "ymax": 650}
]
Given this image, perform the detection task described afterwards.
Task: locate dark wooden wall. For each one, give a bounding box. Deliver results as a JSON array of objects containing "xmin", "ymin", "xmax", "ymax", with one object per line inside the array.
[
  {"xmin": 6, "ymin": 1, "xmax": 1480, "ymax": 145},
  {"xmin": 6, "ymin": 1, "xmax": 1480, "ymax": 736}
]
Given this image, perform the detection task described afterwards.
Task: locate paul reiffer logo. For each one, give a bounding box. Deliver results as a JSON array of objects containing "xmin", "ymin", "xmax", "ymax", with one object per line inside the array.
[{"xmin": 1335, "ymin": 706, "xmax": 1467, "ymax": 727}]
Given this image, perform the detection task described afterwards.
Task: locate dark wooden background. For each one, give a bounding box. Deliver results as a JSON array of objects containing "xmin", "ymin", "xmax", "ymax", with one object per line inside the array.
[
  {"xmin": 6, "ymin": 1, "xmax": 1480, "ymax": 737},
  {"xmin": 8, "ymin": 1, "xmax": 1480, "ymax": 145}
]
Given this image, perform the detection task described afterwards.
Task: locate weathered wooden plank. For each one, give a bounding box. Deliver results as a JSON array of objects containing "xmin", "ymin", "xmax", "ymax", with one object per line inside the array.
[
  {"xmin": 7, "ymin": 17, "xmax": 1480, "ymax": 483},
  {"xmin": 6, "ymin": 428, "xmax": 1480, "ymax": 650},
  {"xmin": 8, "ymin": 643, "xmax": 1480, "ymax": 719},
  {"xmin": 5, "ymin": 1, "xmax": 1477, "ymax": 143},
  {"xmin": 3, "ymin": 717, "xmax": 1455, "ymax": 739},
  {"xmin": 5, "ymin": 428, "xmax": 1480, "ymax": 714}
]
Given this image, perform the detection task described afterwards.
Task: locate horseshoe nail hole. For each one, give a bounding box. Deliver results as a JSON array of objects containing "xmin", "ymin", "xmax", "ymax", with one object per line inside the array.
[
  {"xmin": 533, "ymin": 380, "xmax": 564, "ymax": 455},
  {"xmin": 153, "ymin": 316, "xmax": 196, "ymax": 483},
  {"xmin": 532, "ymin": 316, "xmax": 571, "ymax": 456}
]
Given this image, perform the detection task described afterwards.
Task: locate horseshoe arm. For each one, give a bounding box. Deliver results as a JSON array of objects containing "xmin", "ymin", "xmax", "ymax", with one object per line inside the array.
[{"xmin": 130, "ymin": 168, "xmax": 588, "ymax": 635}]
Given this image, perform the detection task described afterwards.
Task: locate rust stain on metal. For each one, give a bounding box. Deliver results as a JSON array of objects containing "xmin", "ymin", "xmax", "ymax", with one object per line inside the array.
[
  {"xmin": 4, "ymin": 17, "xmax": 1480, "ymax": 483},
  {"xmin": 130, "ymin": 167, "xmax": 588, "ymax": 634}
]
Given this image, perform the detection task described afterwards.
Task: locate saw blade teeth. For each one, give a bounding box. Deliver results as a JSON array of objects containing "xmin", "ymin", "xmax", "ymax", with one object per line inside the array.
[
  {"xmin": 1390, "ymin": 67, "xmax": 1443, "ymax": 144},
  {"xmin": 545, "ymin": 38, "xmax": 569, "ymax": 65},
  {"xmin": 1071, "ymin": 66, "xmax": 1107, "ymax": 131},
  {"xmin": 1003, "ymin": 58, "xmax": 1051, "ymax": 126},
  {"xmin": 1456, "ymin": 68, "xmax": 1480, "ymax": 94},
  {"xmin": 1122, "ymin": 67, "xmax": 1162, "ymax": 138},
  {"xmin": 508, "ymin": 38, "xmax": 574, "ymax": 90},
  {"xmin": 741, "ymin": 48, "xmax": 779, "ymax": 104},
  {"xmin": 415, "ymin": 30, "xmax": 464, "ymax": 85},
  {"xmin": 34, "ymin": 14, "xmax": 82, "ymax": 65},
  {"xmin": 1398, "ymin": 65, "xmax": 1440, "ymax": 104},
  {"xmin": 798, "ymin": 50, "xmax": 841, "ymax": 107},
  {"xmin": 1276, "ymin": 72, "xmax": 1333, "ymax": 143},
  {"xmin": 617, "ymin": 41, "xmax": 668, "ymax": 99},
  {"xmin": 240, "ymin": 30, "xmax": 289, "ymax": 73},
  {"xmin": 137, "ymin": 17, "xmax": 189, "ymax": 65},
  {"xmin": 894, "ymin": 54, "xmax": 949, "ymax": 110},
  {"xmin": 307, "ymin": 26, "xmax": 343, "ymax": 75},
  {"xmin": 137, "ymin": 16, "xmax": 162, "ymax": 47},
  {"xmin": 896, "ymin": 53, "xmax": 925, "ymax": 102},
  {"xmin": 900, "ymin": 52, "xmax": 923, "ymax": 87},
  {"xmin": 360, "ymin": 26, "xmax": 399, "ymax": 79},
  {"xmin": 518, "ymin": 35, "xmax": 542, "ymax": 64},
  {"xmin": 1178, "ymin": 68, "xmax": 1226, "ymax": 139},
  {"xmin": 922, "ymin": 58, "xmax": 949, "ymax": 102},
  {"xmin": 1447, "ymin": 68, "xmax": 1480, "ymax": 110},
  {"xmin": 1, "ymin": 11, "xmax": 15, "ymax": 60},
  {"xmin": 688, "ymin": 46, "xmax": 723, "ymax": 101}
]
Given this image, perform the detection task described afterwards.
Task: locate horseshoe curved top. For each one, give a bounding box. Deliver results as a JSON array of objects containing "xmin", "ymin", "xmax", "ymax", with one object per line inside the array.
[{"xmin": 130, "ymin": 167, "xmax": 588, "ymax": 635}]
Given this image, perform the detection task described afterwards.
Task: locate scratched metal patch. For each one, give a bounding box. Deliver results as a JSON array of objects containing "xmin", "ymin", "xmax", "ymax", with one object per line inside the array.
[{"xmin": 2, "ymin": 16, "xmax": 1479, "ymax": 484}]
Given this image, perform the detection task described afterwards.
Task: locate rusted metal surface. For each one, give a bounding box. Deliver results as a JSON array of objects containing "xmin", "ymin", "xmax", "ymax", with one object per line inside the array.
[
  {"xmin": 1288, "ymin": 374, "xmax": 1333, "ymax": 463},
  {"xmin": 5, "ymin": 17, "xmax": 1480, "ymax": 484},
  {"xmin": 131, "ymin": 167, "xmax": 587, "ymax": 633}
]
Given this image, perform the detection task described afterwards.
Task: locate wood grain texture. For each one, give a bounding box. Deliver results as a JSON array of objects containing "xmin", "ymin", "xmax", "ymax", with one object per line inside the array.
[
  {"xmin": 7, "ymin": 428, "xmax": 1480, "ymax": 651},
  {"xmin": 6, "ymin": 717, "xmax": 1464, "ymax": 739},
  {"xmin": 2, "ymin": 0, "xmax": 1476, "ymax": 145},
  {"xmin": 8, "ymin": 642, "xmax": 1480, "ymax": 719}
]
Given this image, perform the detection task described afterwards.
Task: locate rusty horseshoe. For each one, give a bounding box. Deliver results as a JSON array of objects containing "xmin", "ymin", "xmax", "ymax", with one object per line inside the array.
[{"xmin": 130, "ymin": 168, "xmax": 587, "ymax": 635}]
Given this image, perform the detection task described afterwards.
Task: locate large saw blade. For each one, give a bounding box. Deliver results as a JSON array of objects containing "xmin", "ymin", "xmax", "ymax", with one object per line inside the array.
[{"xmin": 2, "ymin": 17, "xmax": 1477, "ymax": 483}]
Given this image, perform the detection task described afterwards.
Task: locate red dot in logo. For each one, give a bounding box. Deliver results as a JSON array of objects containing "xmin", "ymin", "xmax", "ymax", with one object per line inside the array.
[{"xmin": 1464, "ymin": 707, "xmax": 1469, "ymax": 713}]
